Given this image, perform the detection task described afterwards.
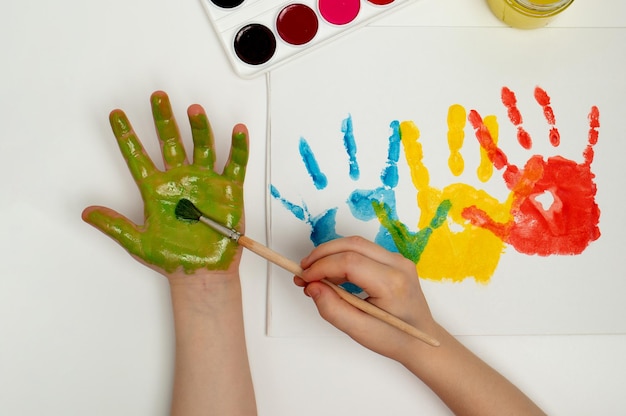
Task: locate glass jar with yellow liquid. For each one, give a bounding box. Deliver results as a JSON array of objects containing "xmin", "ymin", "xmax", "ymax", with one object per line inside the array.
[{"xmin": 487, "ymin": 0, "xmax": 575, "ymax": 29}]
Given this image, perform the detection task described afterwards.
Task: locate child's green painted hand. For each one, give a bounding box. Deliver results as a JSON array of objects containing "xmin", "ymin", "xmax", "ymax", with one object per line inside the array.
[{"xmin": 82, "ymin": 91, "xmax": 249, "ymax": 275}]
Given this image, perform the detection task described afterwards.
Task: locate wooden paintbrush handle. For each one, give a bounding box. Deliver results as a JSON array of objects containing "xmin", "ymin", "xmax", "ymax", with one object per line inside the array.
[
  {"xmin": 237, "ymin": 235, "xmax": 439, "ymax": 347},
  {"xmin": 238, "ymin": 235, "xmax": 304, "ymax": 276},
  {"xmin": 320, "ymin": 281, "xmax": 440, "ymax": 346}
]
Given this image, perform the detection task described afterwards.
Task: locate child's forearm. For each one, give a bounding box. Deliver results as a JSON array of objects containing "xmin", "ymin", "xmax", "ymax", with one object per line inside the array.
[
  {"xmin": 168, "ymin": 271, "xmax": 257, "ymax": 416},
  {"xmin": 399, "ymin": 323, "xmax": 545, "ymax": 416}
]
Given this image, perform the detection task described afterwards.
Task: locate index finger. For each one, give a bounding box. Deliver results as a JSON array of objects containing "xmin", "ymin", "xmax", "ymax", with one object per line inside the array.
[
  {"xmin": 399, "ymin": 121, "xmax": 430, "ymax": 192},
  {"xmin": 301, "ymin": 236, "xmax": 406, "ymax": 270},
  {"xmin": 301, "ymin": 251, "xmax": 390, "ymax": 298},
  {"xmin": 300, "ymin": 236, "xmax": 415, "ymax": 296}
]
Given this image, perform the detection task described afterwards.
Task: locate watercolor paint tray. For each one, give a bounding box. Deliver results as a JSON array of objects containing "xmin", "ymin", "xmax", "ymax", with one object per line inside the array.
[{"xmin": 200, "ymin": 0, "xmax": 415, "ymax": 78}]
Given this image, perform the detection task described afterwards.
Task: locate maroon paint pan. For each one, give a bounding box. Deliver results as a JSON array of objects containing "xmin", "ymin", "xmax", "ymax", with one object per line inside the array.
[{"xmin": 200, "ymin": 0, "xmax": 415, "ymax": 78}]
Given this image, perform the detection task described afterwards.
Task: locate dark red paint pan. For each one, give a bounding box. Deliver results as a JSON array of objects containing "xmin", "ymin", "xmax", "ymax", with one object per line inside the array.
[{"xmin": 200, "ymin": 0, "xmax": 413, "ymax": 78}]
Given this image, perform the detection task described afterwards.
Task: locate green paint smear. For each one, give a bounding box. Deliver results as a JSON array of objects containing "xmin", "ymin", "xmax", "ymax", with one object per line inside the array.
[
  {"xmin": 140, "ymin": 168, "xmax": 245, "ymax": 273},
  {"xmin": 87, "ymin": 168, "xmax": 244, "ymax": 273},
  {"xmin": 374, "ymin": 199, "xmax": 452, "ymax": 263}
]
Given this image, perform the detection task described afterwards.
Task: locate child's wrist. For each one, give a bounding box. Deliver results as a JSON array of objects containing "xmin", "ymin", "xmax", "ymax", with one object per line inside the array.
[
  {"xmin": 394, "ymin": 320, "xmax": 447, "ymax": 363},
  {"xmin": 168, "ymin": 268, "xmax": 243, "ymax": 314}
]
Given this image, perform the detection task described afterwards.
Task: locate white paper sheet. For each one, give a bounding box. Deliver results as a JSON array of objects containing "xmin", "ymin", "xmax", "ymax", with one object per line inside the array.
[{"xmin": 268, "ymin": 26, "xmax": 626, "ymax": 337}]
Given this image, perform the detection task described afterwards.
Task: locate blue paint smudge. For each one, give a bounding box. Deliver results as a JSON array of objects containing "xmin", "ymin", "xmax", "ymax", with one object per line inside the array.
[
  {"xmin": 299, "ymin": 137, "xmax": 328, "ymax": 190},
  {"xmin": 374, "ymin": 227, "xmax": 399, "ymax": 253},
  {"xmin": 309, "ymin": 208, "xmax": 342, "ymax": 246},
  {"xmin": 340, "ymin": 281, "xmax": 362, "ymax": 294},
  {"xmin": 347, "ymin": 187, "xmax": 400, "ymax": 252},
  {"xmin": 339, "ymin": 281, "xmax": 369, "ymax": 299},
  {"xmin": 270, "ymin": 185, "xmax": 305, "ymax": 221},
  {"xmin": 342, "ymin": 115, "xmax": 359, "ymax": 181},
  {"xmin": 347, "ymin": 188, "xmax": 396, "ymax": 221},
  {"xmin": 269, "ymin": 184, "xmax": 340, "ymax": 247},
  {"xmin": 430, "ymin": 199, "xmax": 451, "ymax": 228}
]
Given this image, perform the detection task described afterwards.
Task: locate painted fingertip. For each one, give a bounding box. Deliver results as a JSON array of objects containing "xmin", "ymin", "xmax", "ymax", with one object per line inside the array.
[
  {"xmin": 187, "ymin": 104, "xmax": 205, "ymax": 116},
  {"xmin": 109, "ymin": 110, "xmax": 132, "ymax": 136},
  {"xmin": 81, "ymin": 206, "xmax": 94, "ymax": 223},
  {"xmin": 151, "ymin": 91, "xmax": 173, "ymax": 120},
  {"xmin": 81, "ymin": 206, "xmax": 107, "ymax": 228},
  {"xmin": 232, "ymin": 128, "xmax": 249, "ymax": 148},
  {"xmin": 232, "ymin": 123, "xmax": 248, "ymax": 137},
  {"xmin": 188, "ymin": 105, "xmax": 209, "ymax": 129},
  {"xmin": 150, "ymin": 90, "xmax": 168, "ymax": 101}
]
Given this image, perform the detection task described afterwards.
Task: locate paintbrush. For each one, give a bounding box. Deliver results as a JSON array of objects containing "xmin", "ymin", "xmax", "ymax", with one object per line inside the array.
[{"xmin": 175, "ymin": 198, "xmax": 440, "ymax": 347}]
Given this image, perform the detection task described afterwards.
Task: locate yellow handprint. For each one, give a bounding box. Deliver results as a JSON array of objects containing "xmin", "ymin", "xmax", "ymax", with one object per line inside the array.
[{"xmin": 381, "ymin": 105, "xmax": 511, "ymax": 283}]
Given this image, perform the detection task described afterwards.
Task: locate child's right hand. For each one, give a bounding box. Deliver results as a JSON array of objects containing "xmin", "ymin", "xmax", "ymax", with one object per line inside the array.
[
  {"xmin": 297, "ymin": 237, "xmax": 547, "ymax": 416},
  {"xmin": 296, "ymin": 236, "xmax": 438, "ymax": 360}
]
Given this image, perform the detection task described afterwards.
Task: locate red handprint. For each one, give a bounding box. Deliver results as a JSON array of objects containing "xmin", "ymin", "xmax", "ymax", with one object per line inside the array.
[{"xmin": 463, "ymin": 87, "xmax": 600, "ymax": 256}]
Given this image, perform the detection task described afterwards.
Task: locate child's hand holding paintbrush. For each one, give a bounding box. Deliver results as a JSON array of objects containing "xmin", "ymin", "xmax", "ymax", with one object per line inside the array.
[{"xmin": 295, "ymin": 236, "xmax": 440, "ymax": 354}]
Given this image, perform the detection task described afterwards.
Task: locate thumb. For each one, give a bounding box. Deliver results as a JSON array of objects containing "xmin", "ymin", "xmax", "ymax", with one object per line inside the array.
[{"xmin": 82, "ymin": 206, "xmax": 143, "ymax": 258}]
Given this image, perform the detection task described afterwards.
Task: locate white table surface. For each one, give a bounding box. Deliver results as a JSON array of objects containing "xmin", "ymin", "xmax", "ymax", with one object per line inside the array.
[{"xmin": 1, "ymin": 0, "xmax": 625, "ymax": 414}]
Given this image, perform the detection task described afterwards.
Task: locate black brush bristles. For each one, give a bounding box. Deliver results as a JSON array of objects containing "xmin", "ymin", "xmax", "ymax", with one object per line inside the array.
[{"xmin": 175, "ymin": 198, "xmax": 203, "ymax": 222}]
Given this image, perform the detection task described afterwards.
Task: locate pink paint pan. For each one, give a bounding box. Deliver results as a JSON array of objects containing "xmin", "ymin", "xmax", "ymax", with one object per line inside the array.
[{"xmin": 200, "ymin": 0, "xmax": 414, "ymax": 78}]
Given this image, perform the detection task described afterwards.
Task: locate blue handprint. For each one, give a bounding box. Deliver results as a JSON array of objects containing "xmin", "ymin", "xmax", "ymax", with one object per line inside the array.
[{"xmin": 271, "ymin": 116, "xmax": 402, "ymax": 252}]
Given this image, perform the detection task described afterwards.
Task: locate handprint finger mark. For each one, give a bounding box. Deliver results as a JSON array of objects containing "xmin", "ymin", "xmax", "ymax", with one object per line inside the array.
[
  {"xmin": 583, "ymin": 105, "xmax": 600, "ymax": 166},
  {"xmin": 468, "ymin": 109, "xmax": 520, "ymax": 188},
  {"xmin": 447, "ymin": 104, "xmax": 466, "ymax": 177},
  {"xmin": 343, "ymin": 114, "xmax": 359, "ymax": 180},
  {"xmin": 477, "ymin": 115, "xmax": 499, "ymax": 182},
  {"xmin": 534, "ymin": 86, "xmax": 560, "ymax": 147},
  {"xmin": 299, "ymin": 137, "xmax": 328, "ymax": 190},
  {"xmin": 501, "ymin": 86, "xmax": 533, "ymax": 149}
]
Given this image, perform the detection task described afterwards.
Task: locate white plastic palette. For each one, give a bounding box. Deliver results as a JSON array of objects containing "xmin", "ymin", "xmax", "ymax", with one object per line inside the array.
[{"xmin": 200, "ymin": 0, "xmax": 414, "ymax": 78}]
